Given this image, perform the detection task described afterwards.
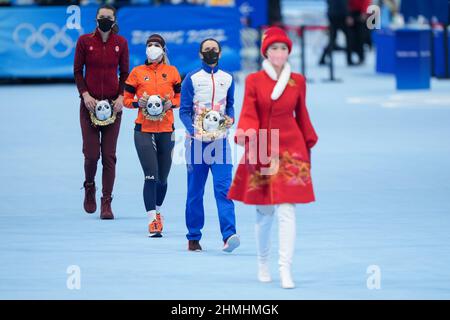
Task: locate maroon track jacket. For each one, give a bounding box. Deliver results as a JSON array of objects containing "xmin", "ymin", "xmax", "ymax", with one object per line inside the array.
[{"xmin": 74, "ymin": 29, "xmax": 129, "ymax": 100}]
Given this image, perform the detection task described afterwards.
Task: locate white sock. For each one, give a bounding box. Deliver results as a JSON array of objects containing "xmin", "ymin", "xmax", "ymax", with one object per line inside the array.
[{"xmin": 147, "ymin": 210, "xmax": 157, "ymax": 223}]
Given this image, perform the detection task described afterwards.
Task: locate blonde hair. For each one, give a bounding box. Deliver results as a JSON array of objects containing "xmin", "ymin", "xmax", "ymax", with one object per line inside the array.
[{"xmin": 163, "ymin": 53, "xmax": 170, "ymax": 65}]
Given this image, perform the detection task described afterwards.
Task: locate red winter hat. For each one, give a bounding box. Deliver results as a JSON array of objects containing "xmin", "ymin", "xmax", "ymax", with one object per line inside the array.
[{"xmin": 261, "ymin": 26, "xmax": 292, "ymax": 57}]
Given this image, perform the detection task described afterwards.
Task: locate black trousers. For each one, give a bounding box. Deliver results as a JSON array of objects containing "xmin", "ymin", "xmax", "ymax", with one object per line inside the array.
[
  {"xmin": 320, "ymin": 14, "xmax": 353, "ymax": 65},
  {"xmin": 348, "ymin": 11, "xmax": 366, "ymax": 63},
  {"xmin": 134, "ymin": 130, "xmax": 175, "ymax": 212}
]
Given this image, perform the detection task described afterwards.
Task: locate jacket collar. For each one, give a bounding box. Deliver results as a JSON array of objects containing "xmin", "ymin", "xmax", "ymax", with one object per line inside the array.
[
  {"xmin": 202, "ymin": 61, "xmax": 219, "ymax": 74},
  {"xmin": 262, "ymin": 59, "xmax": 292, "ymax": 101},
  {"xmin": 94, "ymin": 28, "xmax": 114, "ymax": 44},
  {"xmin": 145, "ymin": 59, "xmax": 164, "ymax": 70}
]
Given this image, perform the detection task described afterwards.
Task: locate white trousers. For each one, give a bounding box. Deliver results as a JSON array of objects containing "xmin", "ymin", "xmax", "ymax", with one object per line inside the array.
[{"xmin": 255, "ymin": 203, "xmax": 296, "ymax": 270}]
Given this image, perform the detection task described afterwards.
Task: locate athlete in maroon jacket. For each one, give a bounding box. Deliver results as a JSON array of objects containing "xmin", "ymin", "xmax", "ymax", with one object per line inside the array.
[{"xmin": 74, "ymin": 5, "xmax": 129, "ymax": 219}]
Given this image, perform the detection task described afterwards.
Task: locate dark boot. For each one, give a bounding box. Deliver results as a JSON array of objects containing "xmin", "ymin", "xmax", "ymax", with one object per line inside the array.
[
  {"xmin": 188, "ymin": 240, "xmax": 202, "ymax": 252},
  {"xmin": 100, "ymin": 196, "xmax": 114, "ymax": 220},
  {"xmin": 83, "ymin": 181, "xmax": 96, "ymax": 214}
]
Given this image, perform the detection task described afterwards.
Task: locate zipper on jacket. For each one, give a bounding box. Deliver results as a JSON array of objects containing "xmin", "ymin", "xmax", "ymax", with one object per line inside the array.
[
  {"xmin": 101, "ymin": 44, "xmax": 105, "ymax": 100},
  {"xmin": 154, "ymin": 69, "xmax": 159, "ymax": 132},
  {"xmin": 211, "ymin": 69, "xmax": 216, "ymax": 109}
]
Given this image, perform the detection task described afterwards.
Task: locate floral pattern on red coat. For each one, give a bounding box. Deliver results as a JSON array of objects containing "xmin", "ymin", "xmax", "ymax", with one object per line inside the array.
[{"xmin": 228, "ymin": 70, "xmax": 318, "ymax": 205}]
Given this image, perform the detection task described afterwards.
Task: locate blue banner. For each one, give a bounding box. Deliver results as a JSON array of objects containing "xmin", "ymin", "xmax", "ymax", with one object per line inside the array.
[
  {"xmin": 118, "ymin": 6, "xmax": 241, "ymax": 75},
  {"xmin": 0, "ymin": 5, "xmax": 241, "ymax": 78},
  {"xmin": 0, "ymin": 6, "xmax": 97, "ymax": 78}
]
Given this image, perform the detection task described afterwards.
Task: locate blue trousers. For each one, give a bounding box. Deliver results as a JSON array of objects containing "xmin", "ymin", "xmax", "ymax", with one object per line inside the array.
[{"xmin": 185, "ymin": 138, "xmax": 236, "ymax": 242}]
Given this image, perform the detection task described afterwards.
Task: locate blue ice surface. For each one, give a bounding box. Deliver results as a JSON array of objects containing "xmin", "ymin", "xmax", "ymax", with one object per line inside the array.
[{"xmin": 1, "ymin": 51, "xmax": 450, "ymax": 300}]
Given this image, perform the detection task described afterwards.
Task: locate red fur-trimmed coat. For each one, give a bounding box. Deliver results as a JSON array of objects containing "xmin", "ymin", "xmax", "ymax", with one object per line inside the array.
[{"xmin": 228, "ymin": 70, "xmax": 318, "ymax": 205}]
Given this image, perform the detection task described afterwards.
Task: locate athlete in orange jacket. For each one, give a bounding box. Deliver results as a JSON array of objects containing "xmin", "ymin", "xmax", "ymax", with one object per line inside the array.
[
  {"xmin": 124, "ymin": 34, "xmax": 181, "ymax": 237},
  {"xmin": 124, "ymin": 46, "xmax": 181, "ymax": 132}
]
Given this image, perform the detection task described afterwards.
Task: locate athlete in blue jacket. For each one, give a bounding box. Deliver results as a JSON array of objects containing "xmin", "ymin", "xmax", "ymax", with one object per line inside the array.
[{"xmin": 180, "ymin": 38, "xmax": 240, "ymax": 253}]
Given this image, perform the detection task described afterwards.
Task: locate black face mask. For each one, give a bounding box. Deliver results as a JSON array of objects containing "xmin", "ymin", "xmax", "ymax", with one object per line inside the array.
[
  {"xmin": 97, "ymin": 18, "xmax": 114, "ymax": 32},
  {"xmin": 201, "ymin": 50, "xmax": 220, "ymax": 65}
]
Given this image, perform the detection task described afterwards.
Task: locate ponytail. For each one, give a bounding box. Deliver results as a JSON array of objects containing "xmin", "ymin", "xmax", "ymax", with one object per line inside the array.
[{"xmin": 163, "ymin": 53, "xmax": 170, "ymax": 66}]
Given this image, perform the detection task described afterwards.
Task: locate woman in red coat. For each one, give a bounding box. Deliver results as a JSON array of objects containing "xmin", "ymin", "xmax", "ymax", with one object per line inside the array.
[
  {"xmin": 228, "ymin": 27, "xmax": 318, "ymax": 289},
  {"xmin": 74, "ymin": 5, "xmax": 129, "ymax": 219}
]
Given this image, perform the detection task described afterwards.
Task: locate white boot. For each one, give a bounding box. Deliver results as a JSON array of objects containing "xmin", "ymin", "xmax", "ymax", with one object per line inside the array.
[
  {"xmin": 258, "ymin": 262, "xmax": 272, "ymax": 283},
  {"xmin": 255, "ymin": 205, "xmax": 275, "ymax": 283},
  {"xmin": 278, "ymin": 204, "xmax": 296, "ymax": 289}
]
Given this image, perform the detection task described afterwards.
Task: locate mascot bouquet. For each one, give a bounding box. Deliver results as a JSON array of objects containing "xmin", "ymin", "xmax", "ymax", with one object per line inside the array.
[
  {"xmin": 141, "ymin": 93, "xmax": 167, "ymax": 121},
  {"xmin": 90, "ymin": 100, "xmax": 117, "ymax": 126},
  {"xmin": 194, "ymin": 109, "xmax": 233, "ymax": 142}
]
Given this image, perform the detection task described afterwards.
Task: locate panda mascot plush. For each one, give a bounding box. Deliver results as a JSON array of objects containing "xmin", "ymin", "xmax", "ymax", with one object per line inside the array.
[
  {"xmin": 202, "ymin": 110, "xmax": 224, "ymax": 132},
  {"xmin": 95, "ymin": 100, "xmax": 112, "ymax": 121},
  {"xmin": 142, "ymin": 95, "xmax": 166, "ymax": 121},
  {"xmin": 90, "ymin": 100, "xmax": 116, "ymax": 126}
]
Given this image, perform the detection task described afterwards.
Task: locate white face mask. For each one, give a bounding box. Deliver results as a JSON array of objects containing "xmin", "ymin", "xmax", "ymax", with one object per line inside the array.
[{"xmin": 146, "ymin": 46, "xmax": 163, "ymax": 61}]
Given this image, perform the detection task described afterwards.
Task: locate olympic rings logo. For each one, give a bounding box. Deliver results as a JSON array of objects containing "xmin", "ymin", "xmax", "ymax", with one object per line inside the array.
[{"xmin": 13, "ymin": 23, "xmax": 83, "ymax": 59}]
